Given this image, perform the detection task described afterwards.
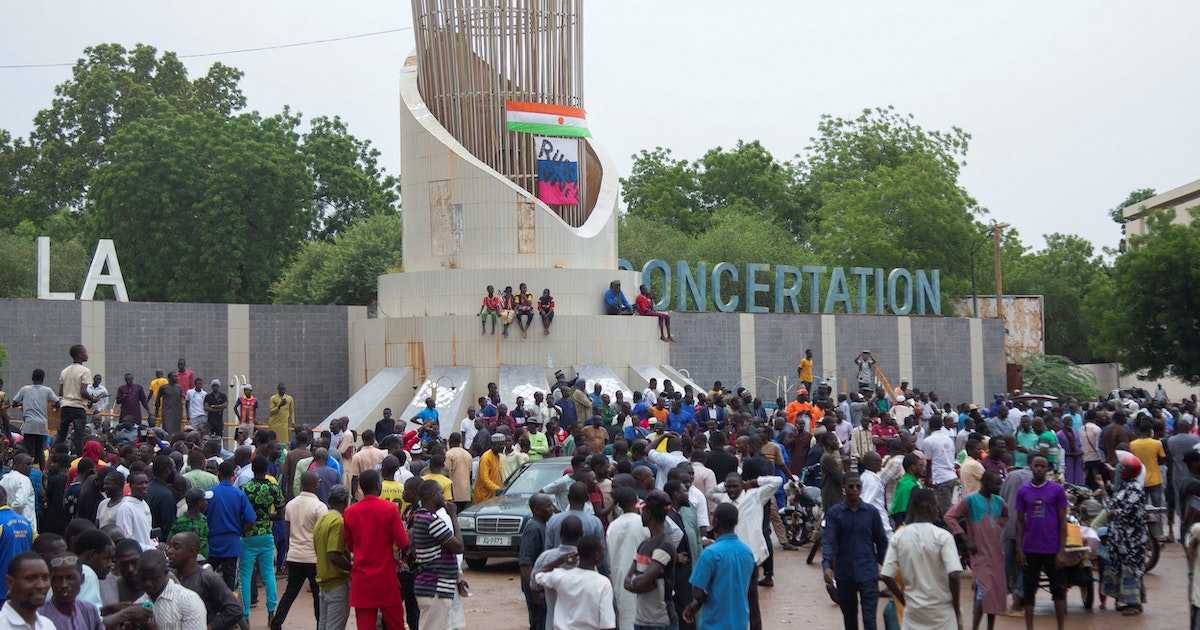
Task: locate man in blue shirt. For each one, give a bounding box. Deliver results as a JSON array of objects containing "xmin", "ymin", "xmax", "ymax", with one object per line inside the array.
[
  {"xmin": 0, "ymin": 486, "xmax": 34, "ymax": 601},
  {"xmin": 205, "ymin": 461, "xmax": 257, "ymax": 592},
  {"xmin": 414, "ymin": 397, "xmax": 439, "ymax": 429},
  {"xmin": 822, "ymin": 472, "xmax": 889, "ymax": 630},
  {"xmin": 604, "ymin": 280, "xmax": 633, "ymax": 315},
  {"xmin": 683, "ymin": 502, "xmax": 754, "ymax": 629}
]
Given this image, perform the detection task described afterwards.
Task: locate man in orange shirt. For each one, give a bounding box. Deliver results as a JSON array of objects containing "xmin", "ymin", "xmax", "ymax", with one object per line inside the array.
[{"xmin": 784, "ymin": 390, "xmax": 824, "ymax": 431}]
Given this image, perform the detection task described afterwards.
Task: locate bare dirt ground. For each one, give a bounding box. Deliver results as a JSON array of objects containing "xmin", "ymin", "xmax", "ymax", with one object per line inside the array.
[{"xmin": 240, "ymin": 542, "xmax": 1189, "ymax": 629}]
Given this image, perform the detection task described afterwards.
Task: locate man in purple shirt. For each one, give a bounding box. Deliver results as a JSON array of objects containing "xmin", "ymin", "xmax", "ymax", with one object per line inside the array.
[
  {"xmin": 1015, "ymin": 453, "xmax": 1068, "ymax": 630},
  {"xmin": 114, "ymin": 374, "xmax": 150, "ymax": 425}
]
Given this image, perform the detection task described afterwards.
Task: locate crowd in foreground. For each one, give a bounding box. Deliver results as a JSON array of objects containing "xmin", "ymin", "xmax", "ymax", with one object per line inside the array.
[{"xmin": 0, "ymin": 343, "xmax": 1198, "ymax": 630}]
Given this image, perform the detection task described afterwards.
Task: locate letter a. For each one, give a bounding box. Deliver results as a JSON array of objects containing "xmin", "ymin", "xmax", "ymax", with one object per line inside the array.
[{"xmin": 79, "ymin": 239, "xmax": 129, "ymax": 301}]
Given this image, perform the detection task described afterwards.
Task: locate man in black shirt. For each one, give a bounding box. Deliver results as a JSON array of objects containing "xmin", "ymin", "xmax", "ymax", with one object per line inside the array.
[
  {"xmin": 203, "ymin": 380, "xmax": 228, "ymax": 438},
  {"xmin": 705, "ymin": 432, "xmax": 739, "ymax": 482},
  {"xmin": 168, "ymin": 531, "xmax": 242, "ymax": 629},
  {"xmin": 519, "ymin": 494, "xmax": 554, "ymax": 630},
  {"xmin": 375, "ymin": 408, "xmax": 396, "ymax": 442}
]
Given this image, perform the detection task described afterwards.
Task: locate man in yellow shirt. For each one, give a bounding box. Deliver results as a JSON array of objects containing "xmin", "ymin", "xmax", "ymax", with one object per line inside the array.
[
  {"xmin": 473, "ymin": 434, "xmax": 506, "ymax": 503},
  {"xmin": 1130, "ymin": 426, "xmax": 1167, "ymax": 540},
  {"xmin": 798, "ymin": 348, "xmax": 814, "ymax": 392},
  {"xmin": 421, "ymin": 453, "xmax": 454, "ymax": 500},
  {"xmin": 148, "ymin": 370, "xmax": 167, "ymax": 428},
  {"xmin": 269, "ymin": 383, "xmax": 295, "ymax": 444}
]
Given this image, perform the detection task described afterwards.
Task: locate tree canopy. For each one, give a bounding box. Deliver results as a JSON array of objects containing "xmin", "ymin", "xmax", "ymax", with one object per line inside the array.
[
  {"xmin": 1088, "ymin": 207, "xmax": 1200, "ymax": 385},
  {"xmin": 0, "ymin": 43, "xmax": 400, "ymax": 304},
  {"xmin": 271, "ymin": 212, "xmax": 403, "ymax": 306}
]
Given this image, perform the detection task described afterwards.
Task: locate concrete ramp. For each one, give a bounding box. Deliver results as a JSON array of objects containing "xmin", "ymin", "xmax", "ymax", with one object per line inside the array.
[
  {"xmin": 320, "ymin": 367, "xmax": 412, "ymax": 433},
  {"xmin": 500, "ymin": 364, "xmax": 555, "ymax": 407},
  {"xmin": 398, "ymin": 366, "xmax": 473, "ymax": 438},
  {"xmin": 660, "ymin": 365, "xmax": 703, "ymax": 394},
  {"xmin": 572, "ymin": 364, "xmax": 633, "ymax": 401}
]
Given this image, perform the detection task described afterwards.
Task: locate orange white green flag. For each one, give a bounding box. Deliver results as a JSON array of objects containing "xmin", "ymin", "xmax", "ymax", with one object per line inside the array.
[{"xmin": 505, "ymin": 101, "xmax": 590, "ymax": 138}]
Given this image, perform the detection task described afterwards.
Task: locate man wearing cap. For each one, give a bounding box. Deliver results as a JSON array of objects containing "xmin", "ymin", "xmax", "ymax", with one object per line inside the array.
[
  {"xmin": 604, "ymin": 280, "xmax": 633, "ymax": 315},
  {"xmin": 203, "ymin": 380, "xmax": 228, "ymax": 439},
  {"xmin": 268, "ymin": 383, "xmax": 295, "ymax": 445},
  {"xmin": 526, "ymin": 418, "xmax": 549, "ymax": 461},
  {"xmin": 169, "ymin": 487, "xmax": 212, "ymax": 558},
  {"xmin": 474, "ymin": 434, "xmax": 506, "ymax": 503}
]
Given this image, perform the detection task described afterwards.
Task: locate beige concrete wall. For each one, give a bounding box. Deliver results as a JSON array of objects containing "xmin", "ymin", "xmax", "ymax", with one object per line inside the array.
[
  {"xmin": 398, "ymin": 54, "xmax": 621, "ymax": 275},
  {"xmin": 1081, "ymin": 363, "xmax": 1196, "ymax": 402}
]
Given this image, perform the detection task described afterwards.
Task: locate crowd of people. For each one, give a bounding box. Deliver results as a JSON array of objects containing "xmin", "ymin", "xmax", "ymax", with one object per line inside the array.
[{"xmin": 1, "ymin": 342, "xmax": 1199, "ymax": 629}]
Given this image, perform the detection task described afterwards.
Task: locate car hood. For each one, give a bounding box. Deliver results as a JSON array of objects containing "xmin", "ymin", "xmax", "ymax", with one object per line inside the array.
[{"xmin": 462, "ymin": 494, "xmax": 534, "ymax": 516}]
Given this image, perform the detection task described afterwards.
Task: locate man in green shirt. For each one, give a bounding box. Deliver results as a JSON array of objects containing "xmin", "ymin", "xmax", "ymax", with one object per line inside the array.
[
  {"xmin": 527, "ymin": 419, "xmax": 549, "ymax": 460},
  {"xmin": 314, "ymin": 484, "xmax": 352, "ymax": 630},
  {"xmin": 168, "ymin": 488, "xmax": 211, "ymax": 559},
  {"xmin": 1032, "ymin": 417, "xmax": 1059, "ymax": 466},
  {"xmin": 239, "ymin": 456, "xmax": 284, "ymax": 623},
  {"xmin": 890, "ymin": 453, "xmax": 924, "ymax": 528},
  {"xmin": 1015, "ymin": 416, "xmax": 1039, "ymax": 468}
]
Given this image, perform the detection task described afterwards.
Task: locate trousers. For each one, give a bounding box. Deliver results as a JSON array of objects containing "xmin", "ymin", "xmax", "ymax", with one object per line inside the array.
[
  {"xmin": 272, "ymin": 561, "xmax": 319, "ymax": 628},
  {"xmin": 355, "ymin": 605, "xmax": 406, "ymax": 630},
  {"xmin": 317, "ymin": 583, "xmax": 350, "ymax": 630},
  {"xmin": 836, "ymin": 579, "xmax": 879, "ymax": 630},
  {"xmin": 240, "ymin": 534, "xmax": 277, "ymax": 618}
]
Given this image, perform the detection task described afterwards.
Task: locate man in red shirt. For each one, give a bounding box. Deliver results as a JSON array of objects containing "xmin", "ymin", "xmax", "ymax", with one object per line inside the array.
[
  {"xmin": 175, "ymin": 358, "xmax": 195, "ymax": 394},
  {"xmin": 344, "ymin": 469, "xmax": 409, "ymax": 629},
  {"xmin": 635, "ymin": 284, "xmax": 675, "ymax": 342}
]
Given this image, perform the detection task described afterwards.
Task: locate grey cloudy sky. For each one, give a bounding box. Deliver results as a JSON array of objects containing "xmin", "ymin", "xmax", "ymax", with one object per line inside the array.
[{"xmin": 3, "ymin": 1, "xmax": 1197, "ymax": 253}]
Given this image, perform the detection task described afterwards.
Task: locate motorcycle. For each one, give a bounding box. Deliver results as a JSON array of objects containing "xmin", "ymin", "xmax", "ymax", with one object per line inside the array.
[{"xmin": 778, "ymin": 464, "xmax": 824, "ymax": 558}]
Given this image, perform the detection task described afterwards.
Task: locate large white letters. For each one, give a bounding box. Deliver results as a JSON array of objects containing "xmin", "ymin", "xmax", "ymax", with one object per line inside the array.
[{"xmin": 37, "ymin": 236, "xmax": 130, "ymax": 302}]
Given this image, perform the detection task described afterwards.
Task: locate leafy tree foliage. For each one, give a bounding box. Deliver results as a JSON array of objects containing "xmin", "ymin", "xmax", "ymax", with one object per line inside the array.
[
  {"xmin": 1088, "ymin": 208, "xmax": 1200, "ymax": 385},
  {"xmin": 271, "ymin": 212, "xmax": 403, "ymax": 306},
  {"xmin": 0, "ymin": 228, "xmax": 91, "ymax": 299},
  {"xmin": 619, "ymin": 107, "xmax": 982, "ymax": 313},
  {"xmin": 0, "ymin": 44, "xmax": 400, "ymax": 303},
  {"xmin": 1019, "ymin": 354, "xmax": 1102, "ymax": 400}
]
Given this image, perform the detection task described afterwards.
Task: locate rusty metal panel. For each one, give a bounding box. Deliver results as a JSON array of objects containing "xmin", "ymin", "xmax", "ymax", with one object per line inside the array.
[
  {"xmin": 517, "ymin": 200, "xmax": 536, "ymax": 253},
  {"xmin": 956, "ymin": 295, "xmax": 1044, "ymax": 361},
  {"xmin": 428, "ymin": 180, "xmax": 462, "ymax": 259}
]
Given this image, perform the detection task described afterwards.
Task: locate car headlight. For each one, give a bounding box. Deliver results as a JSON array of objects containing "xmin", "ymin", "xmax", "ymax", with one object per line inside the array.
[{"xmin": 458, "ymin": 516, "xmax": 476, "ymax": 530}]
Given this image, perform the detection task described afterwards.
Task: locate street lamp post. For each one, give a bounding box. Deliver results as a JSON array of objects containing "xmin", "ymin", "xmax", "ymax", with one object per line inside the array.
[{"xmin": 969, "ymin": 233, "xmax": 989, "ymax": 317}]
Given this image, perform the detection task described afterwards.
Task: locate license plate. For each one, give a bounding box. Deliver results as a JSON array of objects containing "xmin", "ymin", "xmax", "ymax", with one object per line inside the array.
[{"xmin": 476, "ymin": 536, "xmax": 509, "ymax": 546}]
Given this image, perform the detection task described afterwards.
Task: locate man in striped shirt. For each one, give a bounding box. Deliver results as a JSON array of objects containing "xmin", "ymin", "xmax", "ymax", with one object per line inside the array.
[{"xmin": 411, "ymin": 479, "xmax": 464, "ymax": 629}]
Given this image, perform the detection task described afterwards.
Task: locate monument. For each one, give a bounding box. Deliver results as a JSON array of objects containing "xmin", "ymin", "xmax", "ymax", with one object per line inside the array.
[{"xmin": 328, "ymin": 0, "xmax": 677, "ymax": 433}]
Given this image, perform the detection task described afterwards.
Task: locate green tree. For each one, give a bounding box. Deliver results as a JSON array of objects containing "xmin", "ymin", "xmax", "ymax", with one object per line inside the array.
[
  {"xmin": 1019, "ymin": 354, "xmax": 1102, "ymax": 400},
  {"xmin": 0, "ymin": 343, "xmax": 6, "ymax": 379},
  {"xmin": 303, "ymin": 116, "xmax": 400, "ymax": 239},
  {"xmin": 0, "ymin": 229, "xmax": 91, "ymax": 299},
  {"xmin": 619, "ymin": 148, "xmax": 705, "ymax": 234},
  {"xmin": 1108, "ymin": 188, "xmax": 1156, "ymax": 248},
  {"xmin": 798, "ymin": 107, "xmax": 983, "ymax": 312},
  {"xmin": 1088, "ymin": 207, "xmax": 1200, "ymax": 384},
  {"xmin": 88, "ymin": 107, "xmax": 314, "ymax": 303},
  {"xmin": 1003, "ymin": 233, "xmax": 1111, "ymax": 362},
  {"xmin": 271, "ymin": 212, "xmax": 403, "ymax": 306}
]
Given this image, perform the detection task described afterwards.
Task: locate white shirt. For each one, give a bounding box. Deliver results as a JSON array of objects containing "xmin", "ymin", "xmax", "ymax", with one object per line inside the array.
[
  {"xmin": 534, "ymin": 567, "xmax": 616, "ymax": 630},
  {"xmin": 646, "ymin": 450, "xmax": 687, "ymax": 490},
  {"xmin": 924, "ymin": 429, "xmax": 958, "ymax": 485},
  {"xmin": 87, "ymin": 384, "xmax": 110, "ymax": 413},
  {"xmin": 643, "ymin": 388, "xmax": 658, "ymax": 406},
  {"xmin": 185, "ymin": 389, "xmax": 206, "ymax": 419},
  {"xmin": 881, "ymin": 522, "xmax": 963, "ymax": 630},
  {"xmin": 135, "ymin": 580, "xmax": 206, "ymax": 630},
  {"xmin": 860, "ymin": 469, "xmax": 894, "ymax": 539},
  {"xmin": 114, "ymin": 496, "xmax": 156, "ymax": 550},
  {"xmin": 706, "ymin": 476, "xmax": 782, "ymax": 565},
  {"xmin": 686, "ymin": 485, "xmax": 710, "ymax": 530},
  {"xmin": 0, "ymin": 601, "xmax": 53, "ymax": 630},
  {"xmin": 0, "ymin": 472, "xmax": 36, "ymax": 534},
  {"xmin": 459, "ymin": 417, "xmax": 478, "ymax": 447}
]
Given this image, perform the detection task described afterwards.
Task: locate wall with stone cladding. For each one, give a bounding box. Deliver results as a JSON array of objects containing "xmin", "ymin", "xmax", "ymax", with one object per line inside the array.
[
  {"xmin": 665, "ymin": 312, "xmax": 741, "ymax": 390},
  {"xmin": 834, "ymin": 316, "xmax": 900, "ymax": 391},
  {"xmin": 105, "ymin": 302, "xmax": 228, "ymax": 388},
  {"xmin": 0, "ymin": 301, "xmax": 81, "ymax": 384},
  {"xmin": 249, "ymin": 305, "xmax": 350, "ymax": 424},
  {"xmin": 910, "ymin": 317, "xmax": 975, "ymax": 406},
  {"xmin": 752, "ymin": 313, "xmax": 823, "ymax": 401}
]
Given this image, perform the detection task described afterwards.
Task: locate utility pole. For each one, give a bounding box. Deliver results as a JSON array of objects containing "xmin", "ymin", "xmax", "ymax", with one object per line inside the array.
[{"xmin": 992, "ymin": 222, "xmax": 1010, "ymax": 320}]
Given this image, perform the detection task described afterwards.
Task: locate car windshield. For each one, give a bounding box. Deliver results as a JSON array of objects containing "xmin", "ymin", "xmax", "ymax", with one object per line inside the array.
[{"xmin": 504, "ymin": 461, "xmax": 572, "ymax": 496}]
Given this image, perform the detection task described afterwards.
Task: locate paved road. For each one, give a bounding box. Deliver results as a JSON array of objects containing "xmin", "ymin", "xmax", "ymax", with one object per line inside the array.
[{"xmin": 239, "ymin": 541, "xmax": 1190, "ymax": 628}]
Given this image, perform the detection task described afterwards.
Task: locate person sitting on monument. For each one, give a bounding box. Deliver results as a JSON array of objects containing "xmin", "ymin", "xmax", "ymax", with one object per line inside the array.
[
  {"xmin": 515, "ymin": 282, "xmax": 536, "ymax": 339},
  {"xmin": 500, "ymin": 285, "xmax": 517, "ymax": 337},
  {"xmin": 478, "ymin": 285, "xmax": 501, "ymax": 335},
  {"xmin": 605, "ymin": 280, "xmax": 633, "ymax": 315},
  {"xmin": 538, "ymin": 288, "xmax": 555, "ymax": 335},
  {"xmin": 635, "ymin": 284, "xmax": 675, "ymax": 342}
]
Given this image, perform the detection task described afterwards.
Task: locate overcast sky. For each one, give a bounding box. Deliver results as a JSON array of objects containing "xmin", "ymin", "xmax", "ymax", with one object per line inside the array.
[{"xmin": 4, "ymin": 1, "xmax": 1197, "ymax": 254}]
